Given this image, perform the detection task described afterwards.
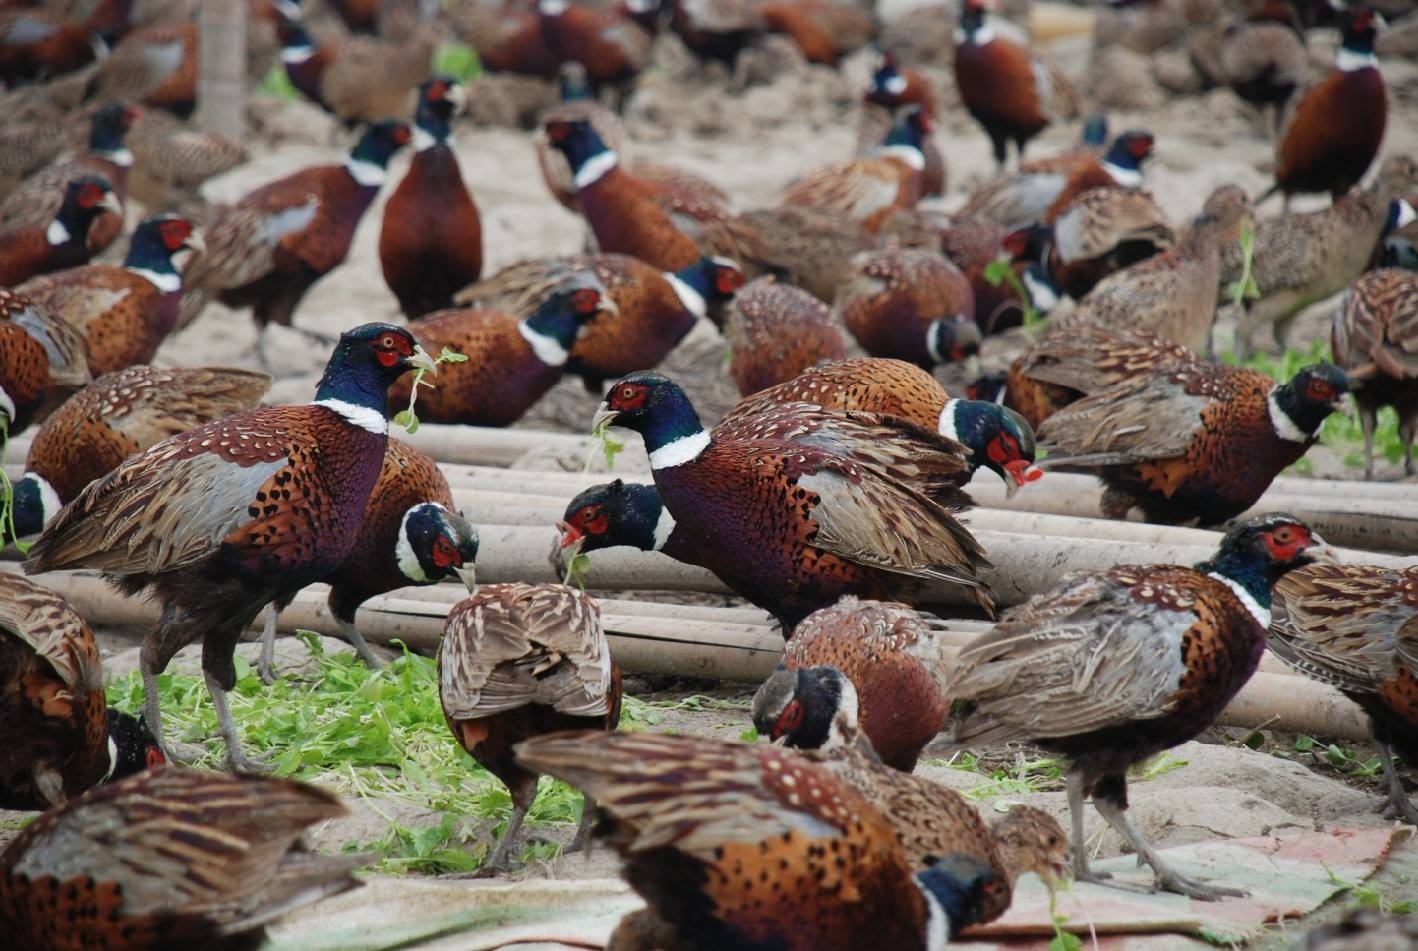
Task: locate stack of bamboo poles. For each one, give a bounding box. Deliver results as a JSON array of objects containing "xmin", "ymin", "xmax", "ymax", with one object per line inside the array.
[{"xmin": 5, "ymin": 419, "xmax": 1409, "ymax": 742}]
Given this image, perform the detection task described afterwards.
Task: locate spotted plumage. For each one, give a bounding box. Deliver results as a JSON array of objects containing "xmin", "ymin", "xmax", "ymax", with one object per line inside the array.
[
  {"xmin": 178, "ymin": 120, "xmax": 412, "ymax": 343},
  {"xmin": 1226, "ymin": 155, "xmax": 1418, "ymax": 355},
  {"xmin": 258, "ymin": 438, "xmax": 479, "ymax": 680},
  {"xmin": 1332, "ymin": 268, "xmax": 1418, "ymax": 479},
  {"xmin": 779, "ymin": 106, "xmax": 930, "ymax": 233},
  {"xmin": 724, "ymin": 276, "xmax": 849, "ymax": 396},
  {"xmin": 0, "ymin": 102, "xmax": 138, "ymax": 256},
  {"xmin": 0, "ymin": 288, "xmax": 90, "ymax": 436},
  {"xmin": 3, "ymin": 366, "xmax": 271, "ymax": 546},
  {"xmin": 753, "ymin": 663, "xmax": 1069, "ymax": 923},
  {"xmin": 0, "ymin": 177, "xmax": 119, "ymax": 286},
  {"xmin": 1221, "ymin": 20, "xmax": 1307, "ymax": 128},
  {"xmin": 389, "ymin": 278, "xmax": 609, "ymax": 426},
  {"xmin": 0, "ymin": 573, "xmax": 162, "ymax": 812},
  {"xmin": 0, "ymin": 768, "xmax": 366, "ymax": 951},
  {"xmin": 439, "ymin": 583, "xmax": 621, "ymax": 871},
  {"xmin": 515, "ymin": 730, "xmax": 1000, "ymax": 949},
  {"xmin": 836, "ymin": 247, "xmax": 979, "ymax": 371},
  {"xmin": 22, "ymin": 323, "xmax": 435, "ymax": 771},
  {"xmin": 1269, "ymin": 564, "xmax": 1418, "ymax": 825},
  {"xmin": 721, "ymin": 358, "xmax": 1041, "ymax": 494},
  {"xmin": 1002, "ymin": 325, "xmax": 1194, "ymax": 430},
  {"xmin": 378, "ymin": 77, "xmax": 481, "ymax": 319},
  {"xmin": 1269, "ymin": 5, "xmax": 1385, "ymax": 204},
  {"xmin": 274, "ymin": 16, "xmax": 434, "ymax": 127},
  {"xmin": 947, "ymin": 513, "xmax": 1323, "ymax": 899},
  {"xmin": 953, "ymin": 0, "xmax": 1079, "ymax": 168},
  {"xmin": 125, "ymin": 112, "xmax": 248, "ymax": 207},
  {"xmin": 757, "ymin": 597, "xmax": 952, "ymax": 771},
  {"xmin": 694, "ymin": 204, "xmax": 871, "ymax": 303},
  {"xmin": 16, "ymin": 214, "xmax": 202, "ymax": 378},
  {"xmin": 1067, "ymin": 185, "xmax": 1252, "ymax": 355},
  {"xmin": 0, "ymin": 6, "xmax": 103, "ymax": 83},
  {"xmin": 1041, "ymin": 185, "xmax": 1174, "ymax": 300},
  {"xmin": 957, "ymin": 115, "xmax": 1114, "ymax": 231},
  {"xmin": 1039, "ymin": 359, "xmax": 1349, "ymax": 525},
  {"xmin": 456, "ymin": 253, "xmax": 744, "ymax": 390},
  {"xmin": 544, "ymin": 117, "xmax": 705, "ymax": 272},
  {"xmin": 589, "ymin": 373, "xmax": 993, "ymax": 631},
  {"xmin": 91, "ymin": 22, "xmax": 197, "ymax": 116}
]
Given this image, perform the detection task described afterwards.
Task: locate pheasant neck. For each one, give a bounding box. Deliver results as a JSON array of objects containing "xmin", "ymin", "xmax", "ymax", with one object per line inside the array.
[
  {"xmin": 1196, "ymin": 552, "xmax": 1280, "ymax": 625},
  {"xmin": 519, "ymin": 298, "xmax": 581, "ymax": 366},
  {"xmin": 666, "ymin": 265, "xmax": 708, "ymax": 318},
  {"xmin": 640, "ymin": 393, "xmax": 709, "ymax": 470},
  {"xmin": 5, "ymin": 473, "xmax": 58, "ymax": 542}
]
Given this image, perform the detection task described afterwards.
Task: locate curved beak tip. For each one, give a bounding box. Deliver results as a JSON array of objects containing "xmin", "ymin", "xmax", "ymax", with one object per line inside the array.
[
  {"xmin": 185, "ymin": 230, "xmax": 207, "ymax": 255},
  {"xmin": 410, "ymin": 344, "xmax": 438, "ymax": 375},
  {"xmin": 590, "ymin": 406, "xmax": 618, "ymax": 431},
  {"xmin": 454, "ymin": 564, "xmax": 477, "ymax": 592}
]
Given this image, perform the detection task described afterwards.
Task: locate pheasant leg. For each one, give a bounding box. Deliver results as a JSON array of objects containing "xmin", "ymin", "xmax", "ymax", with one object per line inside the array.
[
  {"xmin": 141, "ymin": 646, "xmax": 205, "ymax": 763},
  {"xmin": 1066, "ymin": 774, "xmax": 1112, "ymax": 884},
  {"xmin": 258, "ymin": 602, "xmax": 280, "ymax": 684},
  {"xmin": 483, "ymin": 799, "xmax": 530, "ymax": 872},
  {"xmin": 205, "ymin": 670, "xmax": 273, "ymax": 773},
  {"xmin": 337, "ymin": 616, "xmax": 386, "ymax": 670},
  {"xmin": 1377, "ymin": 741, "xmax": 1418, "ymax": 824},
  {"xmin": 566, "ymin": 793, "xmax": 597, "ymax": 856},
  {"xmin": 1093, "ymin": 796, "xmax": 1246, "ymax": 900}
]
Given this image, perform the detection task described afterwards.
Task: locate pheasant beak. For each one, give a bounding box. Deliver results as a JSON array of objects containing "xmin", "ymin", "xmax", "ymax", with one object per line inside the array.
[
  {"xmin": 97, "ymin": 191, "xmax": 123, "ymax": 217},
  {"xmin": 454, "ymin": 563, "xmax": 477, "ymax": 592},
  {"xmin": 182, "ymin": 228, "xmax": 207, "ymax": 256},
  {"xmin": 446, "ymin": 82, "xmax": 469, "ymax": 115},
  {"xmin": 1333, "ymin": 392, "xmax": 1355, "ymax": 420},
  {"xmin": 408, "ymin": 343, "xmax": 438, "ymax": 375},
  {"xmin": 590, "ymin": 404, "xmax": 618, "ymax": 432},
  {"xmin": 1002, "ymin": 459, "xmax": 1043, "ymax": 497},
  {"xmin": 964, "ymin": 354, "xmax": 981, "ymax": 380},
  {"xmin": 1039, "ymin": 860, "xmax": 1071, "ymax": 893},
  {"xmin": 556, "ymin": 519, "xmax": 582, "ymax": 549}
]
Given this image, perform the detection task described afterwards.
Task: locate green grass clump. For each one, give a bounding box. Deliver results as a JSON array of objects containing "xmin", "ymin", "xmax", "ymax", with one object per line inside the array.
[
  {"xmin": 432, "ymin": 42, "xmax": 482, "ymax": 83},
  {"xmin": 104, "ymin": 634, "xmax": 585, "ymax": 874}
]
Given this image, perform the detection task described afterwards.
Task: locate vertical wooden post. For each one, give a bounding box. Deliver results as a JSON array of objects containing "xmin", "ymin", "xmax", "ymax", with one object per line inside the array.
[{"xmin": 196, "ymin": 0, "xmax": 248, "ymax": 140}]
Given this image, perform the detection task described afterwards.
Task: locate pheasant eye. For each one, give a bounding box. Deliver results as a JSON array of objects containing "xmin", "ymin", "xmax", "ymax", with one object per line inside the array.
[{"xmin": 572, "ymin": 288, "xmax": 599, "ymax": 313}]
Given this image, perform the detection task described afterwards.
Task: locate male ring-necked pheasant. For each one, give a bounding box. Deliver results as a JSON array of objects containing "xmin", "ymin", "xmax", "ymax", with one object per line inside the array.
[
  {"xmin": 1, "ymin": 573, "xmax": 163, "ymax": 811},
  {"xmin": 515, "ymin": 730, "xmax": 1002, "ymax": 949},
  {"xmin": 947, "ymin": 513, "xmax": 1325, "ymax": 899},
  {"xmin": 0, "ymin": 177, "xmax": 121, "ymax": 287},
  {"xmin": 22, "ymin": 324, "xmax": 436, "ymax": 771}
]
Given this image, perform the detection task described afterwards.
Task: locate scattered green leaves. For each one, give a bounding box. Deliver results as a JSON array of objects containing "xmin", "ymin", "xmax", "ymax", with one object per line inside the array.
[
  {"xmin": 0, "ymin": 419, "xmax": 32, "ymax": 553},
  {"xmin": 1324, "ymin": 864, "xmax": 1417, "ymax": 914},
  {"xmin": 983, "ymin": 257, "xmax": 1044, "ymax": 333},
  {"xmin": 395, "ymin": 346, "xmax": 469, "ymax": 435},
  {"xmin": 432, "ymin": 42, "xmax": 482, "ymax": 83},
  {"xmin": 104, "ymin": 641, "xmax": 584, "ymax": 874},
  {"xmin": 1225, "ymin": 218, "xmax": 1259, "ymax": 309},
  {"xmin": 1048, "ymin": 892, "xmax": 1084, "ymax": 951},
  {"xmin": 587, "ymin": 413, "xmax": 624, "ymax": 470},
  {"xmin": 259, "ymin": 65, "xmax": 301, "ymax": 102}
]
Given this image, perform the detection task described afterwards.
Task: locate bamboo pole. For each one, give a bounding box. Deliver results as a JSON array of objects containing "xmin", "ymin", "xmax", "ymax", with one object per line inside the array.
[
  {"xmin": 196, "ymin": 0, "xmax": 247, "ymax": 141},
  {"xmin": 12, "ymin": 567, "xmax": 1368, "ymax": 739}
]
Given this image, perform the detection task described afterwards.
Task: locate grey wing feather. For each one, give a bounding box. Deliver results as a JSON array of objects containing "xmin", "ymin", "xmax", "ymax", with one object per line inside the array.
[{"xmin": 1038, "ymin": 374, "xmax": 1207, "ymax": 466}]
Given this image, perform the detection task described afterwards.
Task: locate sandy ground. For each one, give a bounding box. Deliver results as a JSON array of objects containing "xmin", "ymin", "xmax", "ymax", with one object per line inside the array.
[{"xmin": 10, "ymin": 9, "xmax": 1418, "ymax": 944}]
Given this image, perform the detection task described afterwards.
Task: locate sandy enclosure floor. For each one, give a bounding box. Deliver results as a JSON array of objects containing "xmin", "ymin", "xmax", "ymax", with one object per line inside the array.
[{"xmin": 13, "ymin": 10, "xmax": 1418, "ymax": 944}]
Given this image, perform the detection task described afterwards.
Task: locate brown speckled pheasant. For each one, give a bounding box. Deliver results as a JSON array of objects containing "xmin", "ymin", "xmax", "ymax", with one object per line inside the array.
[
  {"xmin": 0, "ymin": 573, "xmax": 163, "ymax": 811},
  {"xmin": 3, "ymin": 366, "xmax": 271, "ymax": 547},
  {"xmin": 1269, "ymin": 564, "xmax": 1418, "ymax": 825},
  {"xmin": 22, "ymin": 324, "xmax": 435, "ymax": 771},
  {"xmin": 754, "ymin": 662, "xmax": 1069, "ymax": 923},
  {"xmin": 258, "ymin": 438, "xmax": 478, "ymax": 681},
  {"xmin": 15, "ymin": 214, "xmax": 204, "ymax": 377},
  {"xmin": 440, "ymin": 583, "xmax": 620, "ymax": 871},
  {"xmin": 754, "ymin": 596, "xmax": 951, "ymax": 771},
  {"xmin": 590, "ymin": 372, "xmax": 993, "ymax": 630},
  {"xmin": 389, "ymin": 278, "xmax": 609, "ymax": 426},
  {"xmin": 1042, "ymin": 186, "xmax": 1174, "ymax": 300},
  {"xmin": 695, "ymin": 204, "xmax": 871, "ymax": 303},
  {"xmin": 1069, "ymin": 184, "xmax": 1252, "ymax": 355},
  {"xmin": 1039, "ymin": 358, "xmax": 1349, "ymax": 525},
  {"xmin": 956, "ymin": 114, "xmax": 1112, "ymax": 230},
  {"xmin": 948, "ymin": 513, "xmax": 1324, "ymax": 899},
  {"xmin": 1225, "ymin": 155, "xmax": 1418, "ymax": 355},
  {"xmin": 721, "ymin": 357, "xmax": 1041, "ymax": 495},
  {"xmin": 836, "ymin": 247, "xmax": 980, "ymax": 371},
  {"xmin": 126, "ymin": 112, "xmax": 247, "ymax": 209},
  {"xmin": 91, "ymin": 22, "xmax": 197, "ymax": 116},
  {"xmin": 1332, "ymin": 268, "xmax": 1418, "ymax": 480},
  {"xmin": 1002, "ymin": 325, "xmax": 1194, "ymax": 430},
  {"xmin": 515, "ymin": 730, "xmax": 1001, "ymax": 948},
  {"xmin": 0, "ymin": 768, "xmax": 367, "ymax": 951},
  {"xmin": 0, "ymin": 102, "xmax": 137, "ymax": 256},
  {"xmin": 0, "ymin": 289, "xmax": 90, "ymax": 437},
  {"xmin": 0, "ymin": 177, "xmax": 120, "ymax": 287},
  {"xmin": 456, "ymin": 253, "xmax": 743, "ymax": 390},
  {"xmin": 724, "ymin": 276, "xmax": 849, "ymax": 396},
  {"xmin": 275, "ymin": 15, "xmax": 434, "ymax": 127}
]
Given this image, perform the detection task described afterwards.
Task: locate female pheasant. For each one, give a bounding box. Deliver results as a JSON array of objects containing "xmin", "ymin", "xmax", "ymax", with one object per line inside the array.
[
  {"xmin": 257, "ymin": 438, "xmax": 479, "ymax": 681},
  {"xmin": 455, "ymin": 252, "xmax": 744, "ymax": 391},
  {"xmin": 515, "ymin": 730, "xmax": 1001, "ymax": 949},
  {"xmin": 22, "ymin": 323, "xmax": 435, "ymax": 771},
  {"xmin": 3, "ymin": 366, "xmax": 272, "ymax": 547},
  {"xmin": 1038, "ymin": 359, "xmax": 1349, "ymax": 525},
  {"xmin": 724, "ymin": 276, "xmax": 849, "ymax": 396},
  {"xmin": 177, "ymin": 120, "xmax": 412, "ymax": 358},
  {"xmin": 0, "ymin": 573, "xmax": 163, "ymax": 811},
  {"xmin": 388, "ymin": 278, "xmax": 610, "ymax": 426},
  {"xmin": 1268, "ymin": 564, "xmax": 1418, "ymax": 824},
  {"xmin": 947, "ymin": 513, "xmax": 1325, "ymax": 899},
  {"xmin": 720, "ymin": 357, "xmax": 1041, "ymax": 495},
  {"xmin": 379, "ymin": 76, "xmax": 482, "ymax": 319},
  {"xmin": 0, "ymin": 177, "xmax": 121, "ymax": 286},
  {"xmin": 440, "ymin": 584, "xmax": 620, "ymax": 871},
  {"xmin": 15, "ymin": 214, "xmax": 204, "ymax": 377},
  {"xmin": 583, "ymin": 372, "xmax": 993, "ymax": 630},
  {"xmin": 1331, "ymin": 268, "xmax": 1418, "ymax": 479},
  {"xmin": 0, "ymin": 768, "xmax": 367, "ymax": 951}
]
